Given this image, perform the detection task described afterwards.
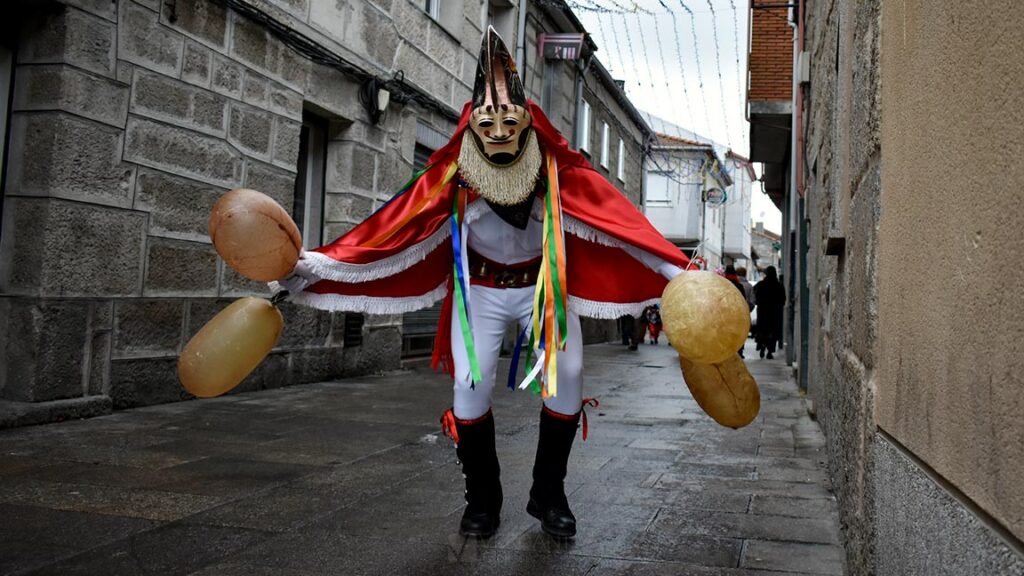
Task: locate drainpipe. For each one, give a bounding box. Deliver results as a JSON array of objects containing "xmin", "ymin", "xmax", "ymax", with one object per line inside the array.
[
  {"xmin": 515, "ymin": 0, "xmax": 528, "ymax": 71},
  {"xmin": 572, "ymin": 54, "xmax": 591, "ymax": 149}
]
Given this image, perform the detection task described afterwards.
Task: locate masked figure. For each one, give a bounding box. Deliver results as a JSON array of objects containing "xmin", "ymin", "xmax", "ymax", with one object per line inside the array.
[{"xmin": 281, "ymin": 28, "xmax": 688, "ymax": 539}]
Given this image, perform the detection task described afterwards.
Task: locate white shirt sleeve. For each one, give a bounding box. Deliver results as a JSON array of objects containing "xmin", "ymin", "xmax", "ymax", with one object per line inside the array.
[{"xmin": 633, "ymin": 248, "xmax": 685, "ymax": 280}]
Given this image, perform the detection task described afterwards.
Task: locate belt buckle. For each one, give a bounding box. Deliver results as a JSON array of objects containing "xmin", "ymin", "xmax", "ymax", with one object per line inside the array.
[{"xmin": 495, "ymin": 271, "xmax": 516, "ymax": 287}]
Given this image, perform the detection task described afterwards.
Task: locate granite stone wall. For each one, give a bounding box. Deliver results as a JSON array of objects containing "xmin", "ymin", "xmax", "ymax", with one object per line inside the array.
[
  {"xmin": 801, "ymin": 0, "xmax": 880, "ymax": 573},
  {"xmin": 0, "ymin": 0, "xmax": 475, "ymax": 422},
  {"xmin": 804, "ymin": 0, "xmax": 1024, "ymax": 572}
]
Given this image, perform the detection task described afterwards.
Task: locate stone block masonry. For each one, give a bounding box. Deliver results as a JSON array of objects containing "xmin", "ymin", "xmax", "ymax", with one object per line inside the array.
[{"xmin": 0, "ymin": 0, "xmax": 476, "ymax": 421}]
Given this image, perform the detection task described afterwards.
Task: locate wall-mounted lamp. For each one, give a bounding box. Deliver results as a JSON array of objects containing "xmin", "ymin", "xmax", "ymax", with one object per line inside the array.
[{"xmin": 360, "ymin": 78, "xmax": 390, "ymax": 125}]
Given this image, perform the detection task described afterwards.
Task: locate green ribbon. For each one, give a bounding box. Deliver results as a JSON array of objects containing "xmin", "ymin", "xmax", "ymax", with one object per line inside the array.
[{"xmin": 451, "ymin": 192, "xmax": 482, "ymax": 384}]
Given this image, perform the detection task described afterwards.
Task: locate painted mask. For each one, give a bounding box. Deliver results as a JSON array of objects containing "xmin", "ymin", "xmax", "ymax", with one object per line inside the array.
[{"xmin": 469, "ymin": 27, "xmax": 532, "ymax": 165}]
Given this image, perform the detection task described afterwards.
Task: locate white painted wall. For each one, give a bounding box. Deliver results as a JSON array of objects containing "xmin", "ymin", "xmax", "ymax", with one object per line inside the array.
[{"xmin": 723, "ymin": 158, "xmax": 754, "ymax": 263}]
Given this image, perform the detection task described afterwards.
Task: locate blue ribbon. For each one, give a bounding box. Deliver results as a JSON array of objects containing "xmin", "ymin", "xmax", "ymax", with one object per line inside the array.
[{"xmin": 507, "ymin": 324, "xmax": 530, "ymax": 390}]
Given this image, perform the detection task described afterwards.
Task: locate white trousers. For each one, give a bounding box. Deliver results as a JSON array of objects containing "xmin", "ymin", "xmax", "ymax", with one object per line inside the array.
[{"xmin": 451, "ymin": 285, "xmax": 583, "ymax": 420}]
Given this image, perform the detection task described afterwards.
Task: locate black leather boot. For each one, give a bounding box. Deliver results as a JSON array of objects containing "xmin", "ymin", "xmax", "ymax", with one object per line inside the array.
[
  {"xmin": 527, "ymin": 406, "xmax": 580, "ymax": 539},
  {"xmin": 442, "ymin": 409, "xmax": 502, "ymax": 538}
]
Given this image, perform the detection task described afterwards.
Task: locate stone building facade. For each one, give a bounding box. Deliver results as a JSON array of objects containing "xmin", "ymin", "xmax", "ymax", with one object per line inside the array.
[
  {"xmin": 751, "ymin": 0, "xmax": 1024, "ymax": 573},
  {"xmin": 0, "ymin": 0, "xmax": 651, "ymax": 424}
]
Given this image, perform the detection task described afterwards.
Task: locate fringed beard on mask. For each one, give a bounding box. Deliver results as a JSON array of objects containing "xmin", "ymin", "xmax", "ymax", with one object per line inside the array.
[{"xmin": 457, "ymin": 130, "xmax": 541, "ymax": 206}]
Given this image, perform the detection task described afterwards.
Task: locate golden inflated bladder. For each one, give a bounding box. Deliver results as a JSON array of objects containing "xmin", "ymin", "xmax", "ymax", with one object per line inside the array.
[
  {"xmin": 208, "ymin": 188, "xmax": 302, "ymax": 282},
  {"xmin": 178, "ymin": 297, "xmax": 284, "ymax": 398},
  {"xmin": 679, "ymin": 354, "xmax": 760, "ymax": 429},
  {"xmin": 661, "ymin": 271, "xmax": 751, "ymax": 364}
]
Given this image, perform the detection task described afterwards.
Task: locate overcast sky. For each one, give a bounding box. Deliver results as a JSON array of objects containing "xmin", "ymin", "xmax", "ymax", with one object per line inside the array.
[{"xmin": 572, "ymin": 0, "xmax": 783, "ymax": 233}]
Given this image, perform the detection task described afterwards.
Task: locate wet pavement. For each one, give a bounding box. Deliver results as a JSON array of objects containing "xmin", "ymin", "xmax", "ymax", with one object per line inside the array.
[{"xmin": 0, "ymin": 340, "xmax": 845, "ymax": 575}]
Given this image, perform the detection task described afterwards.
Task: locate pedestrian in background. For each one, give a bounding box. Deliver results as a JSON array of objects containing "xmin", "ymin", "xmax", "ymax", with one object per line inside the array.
[
  {"xmin": 619, "ymin": 315, "xmax": 635, "ymax": 346},
  {"xmin": 645, "ymin": 304, "xmax": 663, "ymax": 344},
  {"xmin": 735, "ymin": 266, "xmax": 755, "ymax": 312},
  {"xmin": 630, "ymin": 311, "xmax": 649, "ymax": 350},
  {"xmin": 724, "ymin": 265, "xmax": 748, "ymax": 357},
  {"xmin": 754, "ymin": 266, "xmax": 786, "ymax": 359}
]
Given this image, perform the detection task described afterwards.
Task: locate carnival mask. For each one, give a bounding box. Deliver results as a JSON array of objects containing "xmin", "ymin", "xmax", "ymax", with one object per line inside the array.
[{"xmin": 470, "ymin": 27, "xmax": 532, "ymax": 166}]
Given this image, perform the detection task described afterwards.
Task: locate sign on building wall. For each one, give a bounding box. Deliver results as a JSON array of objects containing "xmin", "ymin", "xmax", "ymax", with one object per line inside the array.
[
  {"xmin": 539, "ymin": 33, "xmax": 585, "ymax": 60},
  {"xmin": 703, "ymin": 188, "xmax": 728, "ymax": 205}
]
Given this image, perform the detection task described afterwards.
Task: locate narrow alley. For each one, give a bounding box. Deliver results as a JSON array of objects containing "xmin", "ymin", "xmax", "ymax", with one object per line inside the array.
[{"xmin": 1, "ymin": 342, "xmax": 843, "ymax": 575}]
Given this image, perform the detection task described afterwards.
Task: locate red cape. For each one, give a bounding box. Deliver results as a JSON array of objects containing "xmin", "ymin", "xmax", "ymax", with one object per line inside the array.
[{"xmin": 291, "ymin": 101, "xmax": 689, "ymax": 363}]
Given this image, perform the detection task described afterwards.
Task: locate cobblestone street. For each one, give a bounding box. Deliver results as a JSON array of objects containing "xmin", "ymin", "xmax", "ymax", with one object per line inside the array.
[{"xmin": 0, "ymin": 341, "xmax": 844, "ymax": 575}]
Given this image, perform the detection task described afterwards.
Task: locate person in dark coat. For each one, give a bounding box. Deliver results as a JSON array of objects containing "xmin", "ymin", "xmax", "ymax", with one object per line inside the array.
[{"xmin": 753, "ymin": 266, "xmax": 786, "ymax": 359}]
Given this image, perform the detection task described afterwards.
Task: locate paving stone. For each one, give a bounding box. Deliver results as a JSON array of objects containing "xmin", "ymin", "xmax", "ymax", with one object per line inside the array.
[
  {"xmin": 750, "ymin": 494, "xmax": 840, "ymax": 519},
  {"xmin": 742, "ymin": 539, "xmax": 846, "ymax": 575},
  {"xmin": 592, "ymin": 559, "xmax": 820, "ymax": 575},
  {"xmin": 0, "ymin": 502, "xmax": 157, "ymax": 574},
  {"xmin": 0, "ymin": 477, "xmax": 224, "ymax": 521},
  {"xmin": 28, "ymin": 522, "xmax": 270, "ymax": 576},
  {"xmin": 143, "ymin": 457, "xmax": 322, "ymax": 497},
  {"xmin": 652, "ymin": 508, "xmax": 841, "ymax": 545},
  {"xmin": 626, "ymin": 531, "xmax": 743, "ymax": 567}
]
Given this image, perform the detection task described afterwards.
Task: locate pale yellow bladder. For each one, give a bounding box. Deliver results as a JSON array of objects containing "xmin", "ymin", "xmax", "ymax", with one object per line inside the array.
[
  {"xmin": 661, "ymin": 271, "xmax": 751, "ymax": 364},
  {"xmin": 679, "ymin": 354, "xmax": 760, "ymax": 429},
  {"xmin": 178, "ymin": 297, "xmax": 284, "ymax": 398}
]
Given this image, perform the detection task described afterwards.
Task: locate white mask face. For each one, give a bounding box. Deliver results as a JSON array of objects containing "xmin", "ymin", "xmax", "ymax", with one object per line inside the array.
[{"xmin": 468, "ymin": 104, "xmax": 532, "ymax": 165}]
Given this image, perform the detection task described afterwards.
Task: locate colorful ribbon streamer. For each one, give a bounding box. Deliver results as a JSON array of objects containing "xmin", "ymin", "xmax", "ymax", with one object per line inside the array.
[
  {"xmin": 366, "ymin": 161, "xmax": 457, "ymax": 248},
  {"xmin": 520, "ymin": 153, "xmax": 569, "ymax": 398},
  {"xmin": 451, "ymin": 186, "xmax": 482, "ymax": 385}
]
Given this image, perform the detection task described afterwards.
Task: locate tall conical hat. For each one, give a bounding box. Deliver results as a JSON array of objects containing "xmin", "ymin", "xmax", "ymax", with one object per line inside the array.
[{"xmin": 472, "ymin": 27, "xmax": 527, "ymax": 109}]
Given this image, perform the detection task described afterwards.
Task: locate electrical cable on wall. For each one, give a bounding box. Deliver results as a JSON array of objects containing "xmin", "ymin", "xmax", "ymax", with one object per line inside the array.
[{"xmin": 215, "ymin": 0, "xmax": 459, "ymax": 123}]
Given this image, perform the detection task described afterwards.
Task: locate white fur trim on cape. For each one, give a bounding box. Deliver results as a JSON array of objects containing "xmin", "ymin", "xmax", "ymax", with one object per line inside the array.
[
  {"xmin": 287, "ymin": 281, "xmax": 447, "ymax": 314},
  {"xmin": 568, "ymin": 295, "xmax": 662, "ymax": 319},
  {"xmin": 297, "ymin": 196, "xmax": 528, "ymax": 285},
  {"xmin": 301, "ymin": 224, "xmax": 450, "ymax": 284}
]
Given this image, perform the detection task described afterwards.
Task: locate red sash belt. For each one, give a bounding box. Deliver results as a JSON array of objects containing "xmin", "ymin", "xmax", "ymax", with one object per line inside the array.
[{"xmin": 468, "ymin": 249, "xmax": 541, "ymax": 289}]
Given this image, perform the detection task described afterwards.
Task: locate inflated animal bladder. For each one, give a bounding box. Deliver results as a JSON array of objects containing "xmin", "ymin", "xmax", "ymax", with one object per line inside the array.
[
  {"xmin": 661, "ymin": 271, "xmax": 751, "ymax": 364},
  {"xmin": 679, "ymin": 354, "xmax": 760, "ymax": 429},
  {"xmin": 208, "ymin": 188, "xmax": 302, "ymax": 282},
  {"xmin": 178, "ymin": 297, "xmax": 284, "ymax": 398}
]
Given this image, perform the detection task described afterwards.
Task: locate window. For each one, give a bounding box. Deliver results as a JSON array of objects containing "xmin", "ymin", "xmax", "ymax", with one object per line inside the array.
[
  {"xmin": 617, "ymin": 138, "xmax": 625, "ymax": 180},
  {"xmin": 425, "ymin": 0, "xmax": 440, "ymax": 19},
  {"xmin": 292, "ymin": 112, "xmax": 328, "ymax": 248},
  {"xmin": 487, "ymin": 1, "xmax": 516, "ymax": 42},
  {"xmin": 600, "ymin": 122, "xmax": 609, "ymax": 168},
  {"xmin": 646, "ymin": 171, "xmax": 672, "ymax": 204},
  {"xmin": 423, "ymin": 0, "xmax": 463, "ymax": 34},
  {"xmin": 576, "ymin": 100, "xmax": 591, "ymax": 152}
]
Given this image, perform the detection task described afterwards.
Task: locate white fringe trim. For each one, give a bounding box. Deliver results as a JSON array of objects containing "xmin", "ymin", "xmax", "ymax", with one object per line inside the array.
[
  {"xmin": 302, "ymin": 225, "xmax": 450, "ymax": 283},
  {"xmin": 562, "ymin": 213, "xmax": 671, "ymax": 270},
  {"xmin": 287, "ymin": 281, "xmax": 448, "ymax": 314},
  {"xmin": 568, "ymin": 295, "xmax": 662, "ymax": 319}
]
